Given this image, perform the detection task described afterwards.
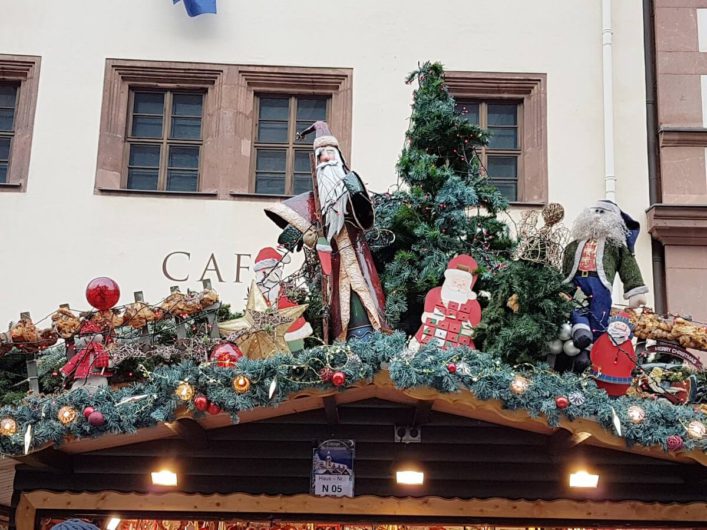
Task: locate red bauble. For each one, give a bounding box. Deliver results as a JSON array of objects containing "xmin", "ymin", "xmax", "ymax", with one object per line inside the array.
[
  {"xmin": 210, "ymin": 342, "xmax": 243, "ymax": 368},
  {"xmin": 319, "ymin": 367, "xmax": 333, "ymax": 382},
  {"xmin": 207, "ymin": 403, "xmax": 221, "ymax": 415},
  {"xmin": 555, "ymin": 396, "xmax": 570, "ymax": 409},
  {"xmin": 82, "ymin": 406, "xmax": 94, "ymax": 419},
  {"xmin": 194, "ymin": 395, "xmax": 209, "ymax": 412},
  {"xmin": 447, "ymin": 363, "xmax": 457, "ymax": 374},
  {"xmin": 86, "ymin": 277, "xmax": 121, "ymax": 311},
  {"xmin": 331, "ymin": 371, "xmax": 346, "ymax": 387},
  {"xmin": 667, "ymin": 434, "xmax": 684, "ymax": 451},
  {"xmin": 88, "ymin": 411, "xmax": 105, "ymax": 427}
]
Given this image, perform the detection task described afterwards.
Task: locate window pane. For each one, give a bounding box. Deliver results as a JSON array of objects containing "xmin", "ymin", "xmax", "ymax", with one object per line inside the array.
[
  {"xmin": 127, "ymin": 168, "xmax": 159, "ymax": 190},
  {"xmin": 0, "ymin": 85, "xmax": 17, "ymax": 108},
  {"xmin": 296, "ymin": 98, "xmax": 327, "ymax": 121},
  {"xmin": 456, "ymin": 102, "xmax": 480, "ymax": 124},
  {"xmin": 129, "ymin": 144, "xmax": 160, "ymax": 167},
  {"xmin": 259, "ymin": 98, "xmax": 289, "ymax": 120},
  {"xmin": 0, "ymin": 108, "xmax": 15, "ymax": 131},
  {"xmin": 487, "ymin": 156, "xmax": 517, "ymax": 178},
  {"xmin": 167, "ymin": 169, "xmax": 198, "ymax": 192},
  {"xmin": 255, "ymin": 173, "xmax": 286, "ymax": 194},
  {"xmin": 488, "ymin": 127, "xmax": 518, "ymax": 149},
  {"xmin": 0, "ymin": 162, "xmax": 6, "ymax": 183},
  {"xmin": 171, "ymin": 117, "xmax": 201, "ymax": 140},
  {"xmin": 131, "ymin": 115, "xmax": 163, "ymax": 138},
  {"xmin": 133, "ymin": 92, "xmax": 165, "ymax": 115},
  {"xmin": 294, "ymin": 150, "xmax": 312, "ymax": 173},
  {"xmin": 490, "ymin": 179, "xmax": 517, "ymax": 201},
  {"xmin": 0, "ymin": 137, "xmax": 10, "ymax": 160},
  {"xmin": 256, "ymin": 149, "xmax": 286, "ymax": 172},
  {"xmin": 258, "ymin": 121, "xmax": 288, "ymax": 143},
  {"xmin": 172, "ymin": 93, "xmax": 203, "ymax": 117},
  {"xmin": 294, "ymin": 174, "xmax": 313, "ymax": 194},
  {"xmin": 488, "ymin": 103, "xmax": 517, "ymax": 126},
  {"xmin": 169, "ymin": 146, "xmax": 199, "ymax": 169}
]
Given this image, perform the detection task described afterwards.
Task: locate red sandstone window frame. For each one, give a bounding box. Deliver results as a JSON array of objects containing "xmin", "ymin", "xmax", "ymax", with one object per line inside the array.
[
  {"xmin": 95, "ymin": 60, "xmax": 352, "ymax": 200},
  {"xmin": 0, "ymin": 54, "xmax": 41, "ymax": 193},
  {"xmin": 445, "ymin": 71, "xmax": 548, "ymax": 205}
]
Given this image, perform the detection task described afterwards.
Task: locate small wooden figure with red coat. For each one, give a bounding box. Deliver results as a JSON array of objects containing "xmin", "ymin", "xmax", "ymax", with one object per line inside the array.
[
  {"xmin": 60, "ymin": 320, "xmax": 112, "ymax": 392},
  {"xmin": 590, "ymin": 312, "xmax": 637, "ymax": 396},
  {"xmin": 409, "ymin": 255, "xmax": 482, "ymax": 352}
]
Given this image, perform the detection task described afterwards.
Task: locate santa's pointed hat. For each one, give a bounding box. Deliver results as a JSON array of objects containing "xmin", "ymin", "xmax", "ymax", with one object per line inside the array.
[
  {"xmin": 298, "ymin": 121, "xmax": 349, "ymax": 169},
  {"xmin": 253, "ymin": 246, "xmax": 290, "ymax": 272}
]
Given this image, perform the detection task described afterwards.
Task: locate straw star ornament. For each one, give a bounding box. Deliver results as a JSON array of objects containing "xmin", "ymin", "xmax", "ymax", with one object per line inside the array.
[{"xmin": 219, "ymin": 281, "xmax": 307, "ymax": 359}]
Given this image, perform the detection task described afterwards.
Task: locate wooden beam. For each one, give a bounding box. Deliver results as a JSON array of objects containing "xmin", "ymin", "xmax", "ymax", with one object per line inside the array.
[
  {"xmin": 412, "ymin": 400, "xmax": 433, "ymax": 426},
  {"xmin": 21, "ymin": 490, "xmax": 707, "ymax": 524},
  {"xmin": 165, "ymin": 418, "xmax": 209, "ymax": 449},
  {"xmin": 16, "ymin": 447, "xmax": 72, "ymax": 472},
  {"xmin": 322, "ymin": 395, "xmax": 339, "ymax": 426},
  {"xmin": 547, "ymin": 428, "xmax": 592, "ymax": 453}
]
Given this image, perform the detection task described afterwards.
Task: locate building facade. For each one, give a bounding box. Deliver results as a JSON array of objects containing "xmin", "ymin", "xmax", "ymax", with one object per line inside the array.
[{"xmin": 0, "ymin": 0, "xmax": 652, "ymax": 323}]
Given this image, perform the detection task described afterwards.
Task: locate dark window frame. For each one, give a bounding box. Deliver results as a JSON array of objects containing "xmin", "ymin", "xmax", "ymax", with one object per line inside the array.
[{"xmin": 124, "ymin": 89, "xmax": 205, "ymax": 192}]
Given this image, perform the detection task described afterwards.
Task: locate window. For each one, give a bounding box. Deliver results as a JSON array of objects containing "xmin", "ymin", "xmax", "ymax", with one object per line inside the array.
[
  {"xmin": 0, "ymin": 55, "xmax": 41, "ymax": 192},
  {"xmin": 96, "ymin": 61, "xmax": 352, "ymax": 200},
  {"xmin": 253, "ymin": 95, "xmax": 328, "ymax": 195},
  {"xmin": 445, "ymin": 71, "xmax": 547, "ymax": 204},
  {"xmin": 456, "ymin": 100, "xmax": 521, "ymax": 201},
  {"xmin": 0, "ymin": 84, "xmax": 18, "ymax": 184},
  {"xmin": 126, "ymin": 90, "xmax": 204, "ymax": 192}
]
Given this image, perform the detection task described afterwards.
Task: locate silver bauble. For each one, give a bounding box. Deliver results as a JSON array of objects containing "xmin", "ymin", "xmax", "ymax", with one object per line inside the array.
[
  {"xmin": 548, "ymin": 339, "xmax": 564, "ymax": 354},
  {"xmin": 563, "ymin": 340, "xmax": 581, "ymax": 357},
  {"xmin": 558, "ymin": 323, "xmax": 572, "ymax": 341}
]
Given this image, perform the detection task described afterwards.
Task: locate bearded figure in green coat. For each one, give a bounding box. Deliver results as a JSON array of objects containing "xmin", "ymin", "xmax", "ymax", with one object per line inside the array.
[{"xmin": 557, "ymin": 200, "xmax": 648, "ymax": 372}]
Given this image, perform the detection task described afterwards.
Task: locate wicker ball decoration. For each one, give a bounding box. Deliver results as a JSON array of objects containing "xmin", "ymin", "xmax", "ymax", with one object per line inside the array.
[
  {"xmin": 58, "ymin": 406, "xmax": 78, "ymax": 425},
  {"xmin": 542, "ymin": 203, "xmax": 565, "ymax": 226}
]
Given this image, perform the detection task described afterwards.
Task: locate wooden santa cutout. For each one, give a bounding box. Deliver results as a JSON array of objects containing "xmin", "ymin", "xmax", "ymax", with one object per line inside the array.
[
  {"xmin": 409, "ymin": 255, "xmax": 482, "ymax": 352},
  {"xmin": 590, "ymin": 312, "xmax": 637, "ymax": 396}
]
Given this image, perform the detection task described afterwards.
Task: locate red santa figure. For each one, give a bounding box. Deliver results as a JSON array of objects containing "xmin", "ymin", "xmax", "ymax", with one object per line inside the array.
[
  {"xmin": 60, "ymin": 320, "xmax": 112, "ymax": 393},
  {"xmin": 253, "ymin": 246, "xmax": 313, "ymax": 351},
  {"xmin": 409, "ymin": 255, "xmax": 482, "ymax": 352},
  {"xmin": 590, "ymin": 312, "xmax": 637, "ymax": 396}
]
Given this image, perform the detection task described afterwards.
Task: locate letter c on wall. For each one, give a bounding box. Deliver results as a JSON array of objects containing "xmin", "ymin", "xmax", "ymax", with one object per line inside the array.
[{"xmin": 162, "ymin": 251, "xmax": 190, "ymax": 282}]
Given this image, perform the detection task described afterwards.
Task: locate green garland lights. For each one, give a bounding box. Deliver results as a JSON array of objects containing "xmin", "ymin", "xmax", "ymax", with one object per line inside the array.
[{"xmin": 0, "ymin": 332, "xmax": 705, "ymax": 457}]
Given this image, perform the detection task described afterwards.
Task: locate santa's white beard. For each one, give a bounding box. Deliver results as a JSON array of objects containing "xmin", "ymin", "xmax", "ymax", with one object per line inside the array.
[
  {"xmin": 571, "ymin": 209, "xmax": 628, "ymax": 247},
  {"xmin": 256, "ymin": 271, "xmax": 282, "ymax": 305},
  {"xmin": 317, "ymin": 160, "xmax": 348, "ymax": 241}
]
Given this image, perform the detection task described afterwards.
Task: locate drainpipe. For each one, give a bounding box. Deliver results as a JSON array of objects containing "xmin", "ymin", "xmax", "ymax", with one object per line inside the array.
[
  {"xmin": 643, "ymin": 0, "xmax": 667, "ymax": 313},
  {"xmin": 602, "ymin": 0, "xmax": 616, "ymax": 202}
]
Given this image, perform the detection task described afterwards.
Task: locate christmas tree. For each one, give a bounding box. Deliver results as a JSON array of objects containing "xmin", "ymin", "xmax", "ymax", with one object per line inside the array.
[
  {"xmin": 473, "ymin": 205, "xmax": 574, "ymax": 365},
  {"xmin": 372, "ymin": 62, "xmax": 512, "ymax": 333}
]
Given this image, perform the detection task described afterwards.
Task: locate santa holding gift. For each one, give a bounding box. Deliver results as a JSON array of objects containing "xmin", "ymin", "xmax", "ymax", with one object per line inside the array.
[
  {"xmin": 253, "ymin": 246, "xmax": 313, "ymax": 351},
  {"xmin": 409, "ymin": 254, "xmax": 482, "ymax": 352},
  {"xmin": 590, "ymin": 312, "xmax": 637, "ymax": 396}
]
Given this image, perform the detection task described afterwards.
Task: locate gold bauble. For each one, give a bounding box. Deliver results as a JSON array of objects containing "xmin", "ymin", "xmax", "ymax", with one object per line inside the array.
[
  {"xmin": 232, "ymin": 375, "xmax": 251, "ymax": 393},
  {"xmin": 175, "ymin": 382, "xmax": 195, "ymax": 401},
  {"xmin": 686, "ymin": 420, "xmax": 706, "ymax": 440},
  {"xmin": 627, "ymin": 405, "xmax": 645, "ymax": 424},
  {"xmin": 0, "ymin": 417, "xmax": 17, "ymax": 436},
  {"xmin": 58, "ymin": 406, "xmax": 78, "ymax": 425},
  {"xmin": 510, "ymin": 374, "xmax": 529, "ymax": 395}
]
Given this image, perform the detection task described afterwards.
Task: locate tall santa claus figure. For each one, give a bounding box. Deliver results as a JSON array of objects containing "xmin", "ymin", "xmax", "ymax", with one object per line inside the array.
[
  {"xmin": 409, "ymin": 255, "xmax": 482, "ymax": 352},
  {"xmin": 253, "ymin": 246, "xmax": 313, "ymax": 352}
]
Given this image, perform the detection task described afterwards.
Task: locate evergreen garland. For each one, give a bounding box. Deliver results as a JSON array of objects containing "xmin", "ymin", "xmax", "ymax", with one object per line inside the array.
[{"xmin": 1, "ymin": 332, "xmax": 705, "ymax": 457}]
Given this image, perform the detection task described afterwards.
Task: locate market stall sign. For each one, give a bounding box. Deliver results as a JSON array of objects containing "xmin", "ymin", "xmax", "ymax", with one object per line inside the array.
[{"xmin": 311, "ymin": 439, "xmax": 354, "ymax": 497}]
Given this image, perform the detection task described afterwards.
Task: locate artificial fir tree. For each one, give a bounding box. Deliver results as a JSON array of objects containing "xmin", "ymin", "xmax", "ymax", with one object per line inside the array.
[
  {"xmin": 474, "ymin": 205, "xmax": 574, "ymax": 365},
  {"xmin": 372, "ymin": 62, "xmax": 512, "ymax": 333}
]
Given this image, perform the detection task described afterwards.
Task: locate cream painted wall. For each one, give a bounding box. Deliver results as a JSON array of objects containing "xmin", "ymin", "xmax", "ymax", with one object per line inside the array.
[{"xmin": 0, "ymin": 0, "xmax": 651, "ymax": 324}]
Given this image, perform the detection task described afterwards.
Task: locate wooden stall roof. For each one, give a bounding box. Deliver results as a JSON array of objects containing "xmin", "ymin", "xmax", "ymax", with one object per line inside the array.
[{"xmin": 11, "ymin": 375, "xmax": 707, "ymax": 506}]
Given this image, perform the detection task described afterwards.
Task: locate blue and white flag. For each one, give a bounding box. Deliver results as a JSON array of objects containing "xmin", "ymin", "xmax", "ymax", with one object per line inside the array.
[{"xmin": 173, "ymin": 0, "xmax": 217, "ymax": 17}]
